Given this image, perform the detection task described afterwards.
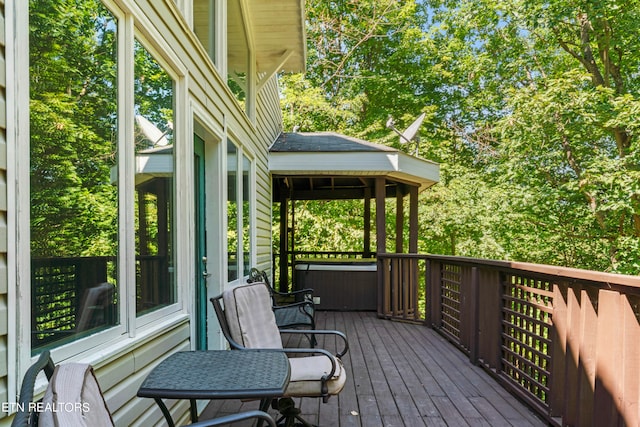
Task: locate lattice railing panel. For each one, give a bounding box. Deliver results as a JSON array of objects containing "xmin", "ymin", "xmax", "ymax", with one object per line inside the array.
[
  {"xmin": 501, "ymin": 274, "xmax": 553, "ymax": 405},
  {"xmin": 440, "ymin": 264, "xmax": 462, "ymax": 340}
]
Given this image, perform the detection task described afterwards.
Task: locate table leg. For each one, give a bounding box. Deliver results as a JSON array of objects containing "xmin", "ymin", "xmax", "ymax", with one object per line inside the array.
[
  {"xmin": 256, "ymin": 397, "xmax": 272, "ymax": 427},
  {"xmin": 190, "ymin": 399, "xmax": 198, "ymax": 422},
  {"xmin": 154, "ymin": 398, "xmax": 175, "ymax": 427},
  {"xmin": 259, "ymin": 397, "xmax": 272, "ymax": 413}
]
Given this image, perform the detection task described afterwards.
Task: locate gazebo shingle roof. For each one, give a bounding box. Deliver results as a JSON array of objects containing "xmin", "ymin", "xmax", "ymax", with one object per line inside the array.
[{"xmin": 270, "ymin": 132, "xmax": 397, "ymax": 153}]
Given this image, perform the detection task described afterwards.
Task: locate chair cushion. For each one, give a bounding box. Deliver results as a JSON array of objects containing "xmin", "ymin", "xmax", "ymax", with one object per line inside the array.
[
  {"xmin": 39, "ymin": 363, "xmax": 114, "ymax": 427},
  {"xmin": 223, "ymin": 282, "xmax": 283, "ymax": 349},
  {"xmin": 285, "ymin": 356, "xmax": 347, "ymax": 397}
]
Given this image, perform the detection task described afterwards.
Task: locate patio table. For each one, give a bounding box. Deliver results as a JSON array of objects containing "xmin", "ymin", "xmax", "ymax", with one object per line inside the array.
[{"xmin": 137, "ymin": 350, "xmax": 290, "ymax": 427}]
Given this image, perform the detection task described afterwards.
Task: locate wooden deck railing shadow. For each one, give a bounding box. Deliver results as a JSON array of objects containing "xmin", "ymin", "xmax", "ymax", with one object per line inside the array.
[{"xmin": 378, "ymin": 253, "xmax": 640, "ymax": 427}]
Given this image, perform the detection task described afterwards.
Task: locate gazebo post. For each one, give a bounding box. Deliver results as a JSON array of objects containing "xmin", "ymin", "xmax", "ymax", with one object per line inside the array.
[
  {"xmin": 290, "ymin": 197, "xmax": 296, "ymax": 289},
  {"xmin": 279, "ymin": 196, "xmax": 288, "ymax": 292},
  {"xmin": 376, "ymin": 177, "xmax": 387, "ymax": 316},
  {"xmin": 364, "ymin": 187, "xmax": 371, "ymax": 258},
  {"xmin": 409, "ymin": 184, "xmax": 419, "ymax": 318},
  {"xmin": 375, "ymin": 177, "xmax": 387, "ymax": 255},
  {"xmin": 409, "ymin": 185, "xmax": 418, "ymax": 253},
  {"xmin": 395, "ymin": 187, "xmax": 404, "ymax": 253}
]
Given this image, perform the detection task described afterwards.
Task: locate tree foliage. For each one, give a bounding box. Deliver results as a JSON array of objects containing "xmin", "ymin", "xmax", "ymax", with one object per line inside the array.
[{"xmin": 282, "ymin": 0, "xmax": 640, "ymax": 274}]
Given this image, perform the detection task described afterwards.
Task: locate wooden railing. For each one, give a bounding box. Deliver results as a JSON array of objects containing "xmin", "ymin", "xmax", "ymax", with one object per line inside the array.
[{"xmin": 379, "ymin": 253, "xmax": 640, "ymax": 427}]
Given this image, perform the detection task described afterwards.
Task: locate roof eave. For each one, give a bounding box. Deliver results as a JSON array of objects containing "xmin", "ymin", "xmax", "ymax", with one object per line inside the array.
[
  {"xmin": 269, "ymin": 151, "xmax": 440, "ymax": 192},
  {"xmin": 250, "ymin": 0, "xmax": 306, "ymax": 74}
]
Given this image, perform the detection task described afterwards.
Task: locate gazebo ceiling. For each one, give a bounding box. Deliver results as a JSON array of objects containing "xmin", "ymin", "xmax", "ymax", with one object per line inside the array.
[{"xmin": 269, "ymin": 132, "xmax": 440, "ymax": 201}]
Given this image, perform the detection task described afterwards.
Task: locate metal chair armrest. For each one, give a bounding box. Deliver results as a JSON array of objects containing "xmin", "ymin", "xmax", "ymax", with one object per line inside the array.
[
  {"xmin": 272, "ymin": 300, "xmax": 314, "ymax": 311},
  {"xmin": 281, "ymin": 347, "xmax": 340, "ymax": 380},
  {"xmin": 272, "ymin": 288, "xmax": 314, "ymax": 305},
  {"xmin": 279, "ymin": 329, "xmax": 349, "ymax": 358}
]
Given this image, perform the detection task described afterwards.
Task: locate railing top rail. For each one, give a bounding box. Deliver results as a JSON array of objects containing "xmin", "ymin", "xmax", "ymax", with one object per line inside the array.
[
  {"xmin": 377, "ymin": 253, "xmax": 429, "ymax": 260},
  {"xmin": 292, "ymin": 251, "xmax": 369, "ymax": 255},
  {"xmin": 421, "ymin": 254, "xmax": 640, "ymax": 289}
]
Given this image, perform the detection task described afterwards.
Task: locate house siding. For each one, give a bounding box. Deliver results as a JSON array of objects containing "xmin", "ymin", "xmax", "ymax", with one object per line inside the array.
[
  {"xmin": 255, "ymin": 77, "xmax": 282, "ymax": 270},
  {"xmin": 0, "ymin": 0, "xmax": 8, "ymax": 414},
  {"xmin": 2, "ymin": 0, "xmax": 288, "ymax": 425},
  {"xmin": 101, "ymin": 321, "xmax": 192, "ymax": 426}
]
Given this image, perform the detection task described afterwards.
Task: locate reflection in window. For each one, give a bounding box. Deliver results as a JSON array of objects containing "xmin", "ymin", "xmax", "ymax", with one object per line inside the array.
[
  {"xmin": 227, "ymin": 141, "xmax": 252, "ymax": 282},
  {"xmin": 29, "ymin": 0, "xmax": 119, "ymax": 351},
  {"xmin": 134, "ymin": 40, "xmax": 176, "ymax": 315},
  {"xmin": 193, "ymin": 0, "xmax": 216, "ymax": 64},
  {"xmin": 227, "ymin": 0, "xmax": 248, "ymax": 105},
  {"xmin": 242, "ymin": 155, "xmax": 251, "ymax": 276},
  {"xmin": 227, "ymin": 141, "xmax": 239, "ymax": 281}
]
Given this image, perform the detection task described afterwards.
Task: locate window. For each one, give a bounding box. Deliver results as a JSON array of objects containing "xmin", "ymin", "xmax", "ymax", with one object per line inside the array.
[
  {"xmin": 133, "ymin": 40, "xmax": 176, "ymax": 316},
  {"xmin": 241, "ymin": 154, "xmax": 252, "ymax": 277},
  {"xmin": 193, "ymin": 0, "xmax": 217, "ymax": 64},
  {"xmin": 226, "ymin": 140, "xmax": 252, "ymax": 282},
  {"xmin": 227, "ymin": 0, "xmax": 249, "ymax": 107},
  {"xmin": 29, "ymin": 0, "xmax": 119, "ymax": 352},
  {"xmin": 29, "ymin": 0, "xmax": 178, "ymax": 354}
]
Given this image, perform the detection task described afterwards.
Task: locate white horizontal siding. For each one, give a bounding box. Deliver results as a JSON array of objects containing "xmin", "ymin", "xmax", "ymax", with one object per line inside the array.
[
  {"xmin": 99, "ymin": 321, "xmax": 191, "ymax": 426},
  {"xmin": 0, "ymin": 0, "xmax": 8, "ymax": 418}
]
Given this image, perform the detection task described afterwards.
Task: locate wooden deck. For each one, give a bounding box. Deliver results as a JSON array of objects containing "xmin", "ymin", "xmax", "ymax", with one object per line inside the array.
[{"xmin": 200, "ymin": 311, "xmax": 546, "ymax": 426}]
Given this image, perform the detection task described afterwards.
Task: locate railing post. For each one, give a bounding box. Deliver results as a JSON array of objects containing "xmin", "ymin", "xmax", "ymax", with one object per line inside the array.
[
  {"xmin": 549, "ymin": 283, "xmax": 567, "ymax": 421},
  {"xmin": 594, "ymin": 289, "xmax": 624, "ymax": 426},
  {"xmin": 577, "ymin": 289, "xmax": 597, "ymax": 427},
  {"xmin": 377, "ymin": 257, "xmax": 386, "ymax": 318},
  {"xmin": 411, "ymin": 257, "xmax": 419, "ymax": 321},
  {"xmin": 477, "ymin": 268, "xmax": 502, "ymax": 370},
  {"xmin": 427, "ymin": 259, "xmax": 441, "ymax": 328},
  {"xmin": 619, "ymin": 292, "xmax": 640, "ymax": 427},
  {"xmin": 391, "ymin": 257, "xmax": 398, "ymax": 317},
  {"xmin": 469, "ymin": 266, "xmax": 479, "ymax": 364},
  {"xmin": 425, "ymin": 259, "xmax": 432, "ymax": 326},
  {"xmin": 563, "ymin": 284, "xmax": 582, "ymax": 426}
]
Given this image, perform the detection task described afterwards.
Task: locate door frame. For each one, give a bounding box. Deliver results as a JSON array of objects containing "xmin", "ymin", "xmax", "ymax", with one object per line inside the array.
[
  {"xmin": 192, "ymin": 113, "xmax": 226, "ymax": 351},
  {"xmin": 194, "ymin": 133, "xmax": 207, "ymax": 350}
]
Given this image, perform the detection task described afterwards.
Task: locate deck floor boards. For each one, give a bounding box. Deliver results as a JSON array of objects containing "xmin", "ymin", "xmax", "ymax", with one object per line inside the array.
[{"xmin": 200, "ymin": 311, "xmax": 546, "ymax": 426}]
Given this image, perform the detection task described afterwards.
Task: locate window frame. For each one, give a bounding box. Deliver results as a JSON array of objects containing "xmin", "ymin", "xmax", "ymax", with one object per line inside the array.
[
  {"xmin": 225, "ymin": 137, "xmax": 255, "ymax": 285},
  {"xmin": 130, "ymin": 32, "xmax": 184, "ymax": 328},
  {"xmin": 15, "ymin": 0, "xmax": 191, "ymax": 369},
  {"xmin": 192, "ymin": 0, "xmax": 225, "ymax": 69}
]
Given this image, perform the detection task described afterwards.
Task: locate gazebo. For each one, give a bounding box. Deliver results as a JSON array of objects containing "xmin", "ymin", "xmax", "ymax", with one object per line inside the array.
[{"xmin": 269, "ymin": 132, "xmax": 439, "ymax": 311}]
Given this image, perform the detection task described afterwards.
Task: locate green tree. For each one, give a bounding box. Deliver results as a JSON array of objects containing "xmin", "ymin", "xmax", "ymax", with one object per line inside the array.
[{"xmin": 282, "ymin": 0, "xmax": 640, "ymax": 273}]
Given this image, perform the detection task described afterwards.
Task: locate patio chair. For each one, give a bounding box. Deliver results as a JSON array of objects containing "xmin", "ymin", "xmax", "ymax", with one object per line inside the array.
[
  {"xmin": 211, "ymin": 282, "xmax": 349, "ymax": 427},
  {"xmin": 11, "ymin": 350, "xmax": 277, "ymax": 427},
  {"xmin": 247, "ymin": 268, "xmax": 316, "ymax": 344}
]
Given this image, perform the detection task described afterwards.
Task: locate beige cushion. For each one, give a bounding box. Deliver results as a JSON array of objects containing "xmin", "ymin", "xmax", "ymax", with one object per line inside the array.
[
  {"xmin": 223, "ymin": 282, "xmax": 283, "ymax": 349},
  {"xmin": 39, "ymin": 363, "xmax": 114, "ymax": 427},
  {"xmin": 286, "ymin": 356, "xmax": 347, "ymax": 397}
]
